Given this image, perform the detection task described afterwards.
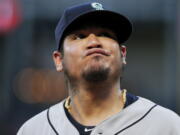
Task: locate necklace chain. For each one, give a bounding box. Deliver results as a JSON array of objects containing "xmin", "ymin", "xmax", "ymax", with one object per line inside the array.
[{"xmin": 65, "ymin": 89, "xmax": 127, "ymax": 111}]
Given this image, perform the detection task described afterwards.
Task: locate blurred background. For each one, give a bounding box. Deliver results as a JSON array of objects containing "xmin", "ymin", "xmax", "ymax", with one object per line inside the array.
[{"xmin": 0, "ymin": 0, "xmax": 180, "ymax": 134}]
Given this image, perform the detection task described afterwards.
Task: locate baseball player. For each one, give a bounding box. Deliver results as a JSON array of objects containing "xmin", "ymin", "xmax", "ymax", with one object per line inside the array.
[{"xmin": 17, "ymin": 2, "xmax": 180, "ymax": 135}]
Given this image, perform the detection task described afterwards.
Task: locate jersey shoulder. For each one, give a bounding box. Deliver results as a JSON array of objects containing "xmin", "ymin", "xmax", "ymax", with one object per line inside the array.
[
  {"xmin": 138, "ymin": 97, "xmax": 180, "ymax": 119},
  {"xmin": 150, "ymin": 101, "xmax": 180, "ymax": 123},
  {"xmin": 139, "ymin": 97, "xmax": 180, "ymax": 118},
  {"xmin": 17, "ymin": 101, "xmax": 65, "ymax": 135},
  {"xmin": 138, "ymin": 97, "xmax": 180, "ymax": 133}
]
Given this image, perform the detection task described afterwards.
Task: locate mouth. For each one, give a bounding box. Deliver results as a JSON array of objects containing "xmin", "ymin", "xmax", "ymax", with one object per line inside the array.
[{"xmin": 85, "ymin": 48, "xmax": 110, "ymax": 57}]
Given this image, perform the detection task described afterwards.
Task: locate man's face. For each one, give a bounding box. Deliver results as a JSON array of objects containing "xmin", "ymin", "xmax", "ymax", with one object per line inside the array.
[{"xmin": 54, "ymin": 26, "xmax": 126, "ymax": 82}]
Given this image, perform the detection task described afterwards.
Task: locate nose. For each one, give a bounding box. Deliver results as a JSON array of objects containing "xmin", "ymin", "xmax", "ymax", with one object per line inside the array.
[{"xmin": 86, "ymin": 34, "xmax": 102, "ymax": 49}]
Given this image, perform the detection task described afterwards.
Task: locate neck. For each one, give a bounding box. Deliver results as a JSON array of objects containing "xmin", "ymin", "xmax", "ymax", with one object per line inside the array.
[{"xmin": 66, "ymin": 79, "xmax": 125, "ymax": 126}]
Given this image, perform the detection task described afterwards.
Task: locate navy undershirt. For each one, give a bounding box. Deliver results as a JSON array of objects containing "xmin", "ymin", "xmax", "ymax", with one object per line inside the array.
[{"xmin": 64, "ymin": 93, "xmax": 138, "ymax": 135}]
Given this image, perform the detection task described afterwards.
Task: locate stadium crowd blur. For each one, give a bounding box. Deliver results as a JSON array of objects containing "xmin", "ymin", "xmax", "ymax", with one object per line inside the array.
[{"xmin": 0, "ymin": 0, "xmax": 180, "ymax": 134}]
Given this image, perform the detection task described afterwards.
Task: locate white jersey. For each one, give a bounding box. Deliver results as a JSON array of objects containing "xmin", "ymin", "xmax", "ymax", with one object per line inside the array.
[{"xmin": 17, "ymin": 97, "xmax": 180, "ymax": 135}]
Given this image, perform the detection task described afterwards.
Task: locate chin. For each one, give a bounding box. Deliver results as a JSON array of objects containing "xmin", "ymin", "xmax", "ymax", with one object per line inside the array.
[{"xmin": 81, "ymin": 63, "xmax": 110, "ymax": 82}]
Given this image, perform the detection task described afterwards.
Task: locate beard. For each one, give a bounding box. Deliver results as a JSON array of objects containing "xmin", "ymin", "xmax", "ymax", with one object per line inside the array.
[
  {"xmin": 81, "ymin": 56, "xmax": 110, "ymax": 83},
  {"xmin": 63, "ymin": 56, "xmax": 110, "ymax": 84},
  {"xmin": 82, "ymin": 64, "xmax": 110, "ymax": 83}
]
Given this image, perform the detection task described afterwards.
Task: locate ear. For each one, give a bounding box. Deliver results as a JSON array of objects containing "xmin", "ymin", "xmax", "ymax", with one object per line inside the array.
[
  {"xmin": 120, "ymin": 45, "xmax": 127, "ymax": 65},
  {"xmin": 53, "ymin": 51, "xmax": 63, "ymax": 72}
]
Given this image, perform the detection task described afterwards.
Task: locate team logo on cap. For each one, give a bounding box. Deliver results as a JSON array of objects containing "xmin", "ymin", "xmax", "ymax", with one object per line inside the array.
[{"xmin": 91, "ymin": 2, "xmax": 103, "ymax": 10}]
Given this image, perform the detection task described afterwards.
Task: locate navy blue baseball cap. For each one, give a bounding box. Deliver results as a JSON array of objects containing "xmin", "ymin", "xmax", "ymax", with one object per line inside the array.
[{"xmin": 55, "ymin": 2, "xmax": 132, "ymax": 50}]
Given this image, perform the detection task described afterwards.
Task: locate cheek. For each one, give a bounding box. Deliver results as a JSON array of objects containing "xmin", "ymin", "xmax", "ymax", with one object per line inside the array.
[
  {"xmin": 109, "ymin": 43, "xmax": 122, "ymax": 69},
  {"xmin": 109, "ymin": 42, "xmax": 121, "ymax": 59},
  {"xmin": 64, "ymin": 44, "xmax": 77, "ymax": 56},
  {"xmin": 63, "ymin": 44, "xmax": 83, "ymax": 70}
]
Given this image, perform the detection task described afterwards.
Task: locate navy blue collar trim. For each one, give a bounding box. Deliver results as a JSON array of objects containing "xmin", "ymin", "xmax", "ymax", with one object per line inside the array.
[{"xmin": 124, "ymin": 92, "xmax": 138, "ymax": 108}]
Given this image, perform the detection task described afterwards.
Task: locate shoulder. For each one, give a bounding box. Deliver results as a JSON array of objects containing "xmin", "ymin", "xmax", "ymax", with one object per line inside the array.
[
  {"xmin": 150, "ymin": 101, "xmax": 180, "ymax": 123},
  {"xmin": 138, "ymin": 97, "xmax": 179, "ymax": 117},
  {"xmin": 138, "ymin": 97, "xmax": 180, "ymax": 132},
  {"xmin": 138, "ymin": 97, "xmax": 180, "ymax": 118},
  {"xmin": 17, "ymin": 101, "xmax": 65, "ymax": 135}
]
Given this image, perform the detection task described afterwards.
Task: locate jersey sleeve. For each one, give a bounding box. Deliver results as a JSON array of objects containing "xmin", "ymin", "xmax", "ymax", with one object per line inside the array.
[
  {"xmin": 17, "ymin": 124, "xmax": 25, "ymax": 135},
  {"xmin": 167, "ymin": 111, "xmax": 180, "ymax": 134},
  {"xmin": 152, "ymin": 105, "xmax": 180, "ymax": 135},
  {"xmin": 16, "ymin": 110, "xmax": 54, "ymax": 135}
]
